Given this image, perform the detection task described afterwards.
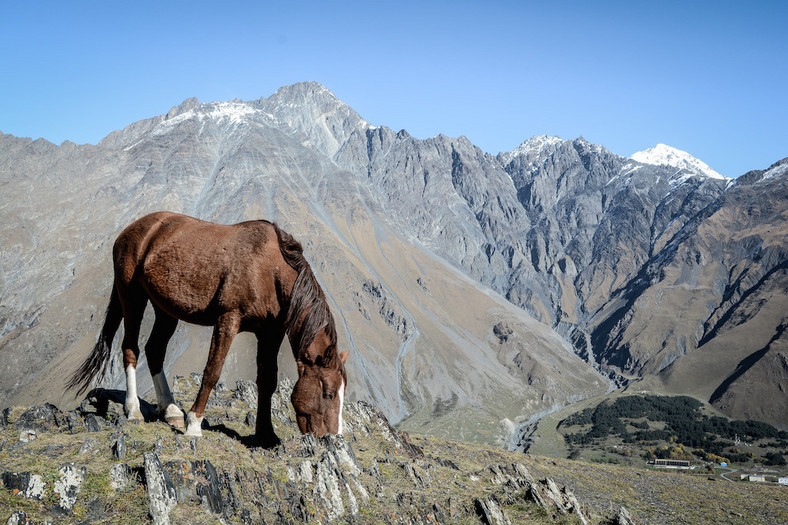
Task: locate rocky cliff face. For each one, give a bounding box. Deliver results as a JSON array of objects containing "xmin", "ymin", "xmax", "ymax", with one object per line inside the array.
[{"xmin": 0, "ymin": 81, "xmax": 786, "ymax": 440}]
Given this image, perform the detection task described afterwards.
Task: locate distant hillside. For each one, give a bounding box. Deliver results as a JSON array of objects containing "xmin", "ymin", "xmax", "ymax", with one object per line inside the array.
[{"xmin": 559, "ymin": 394, "xmax": 788, "ymax": 466}]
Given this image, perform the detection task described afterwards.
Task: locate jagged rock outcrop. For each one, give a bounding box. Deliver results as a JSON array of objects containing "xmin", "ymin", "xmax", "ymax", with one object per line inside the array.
[
  {"xmin": 607, "ymin": 506, "xmax": 637, "ymax": 525},
  {"xmin": 143, "ymin": 453, "xmax": 178, "ymax": 525},
  {"xmin": 475, "ymin": 495, "xmax": 511, "ymax": 525}
]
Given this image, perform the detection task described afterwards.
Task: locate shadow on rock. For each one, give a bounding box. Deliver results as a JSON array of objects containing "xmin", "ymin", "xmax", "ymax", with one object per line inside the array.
[
  {"xmin": 205, "ymin": 422, "xmax": 282, "ymax": 450},
  {"xmin": 83, "ymin": 388, "xmax": 157, "ymax": 423}
]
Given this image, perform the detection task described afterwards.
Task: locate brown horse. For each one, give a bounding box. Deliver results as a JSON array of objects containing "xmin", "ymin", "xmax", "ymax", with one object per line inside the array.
[{"xmin": 68, "ymin": 211, "xmax": 347, "ymax": 446}]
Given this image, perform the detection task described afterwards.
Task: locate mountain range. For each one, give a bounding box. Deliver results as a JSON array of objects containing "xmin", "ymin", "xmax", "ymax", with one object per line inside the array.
[{"xmin": 1, "ymin": 82, "xmax": 786, "ymax": 446}]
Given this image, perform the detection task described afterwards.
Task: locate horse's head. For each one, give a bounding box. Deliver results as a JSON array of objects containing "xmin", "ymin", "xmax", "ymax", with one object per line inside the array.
[{"xmin": 291, "ymin": 337, "xmax": 348, "ymax": 437}]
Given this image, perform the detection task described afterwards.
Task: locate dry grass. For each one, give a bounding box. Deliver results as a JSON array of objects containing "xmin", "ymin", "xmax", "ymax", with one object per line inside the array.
[{"xmin": 1, "ymin": 379, "xmax": 785, "ymax": 524}]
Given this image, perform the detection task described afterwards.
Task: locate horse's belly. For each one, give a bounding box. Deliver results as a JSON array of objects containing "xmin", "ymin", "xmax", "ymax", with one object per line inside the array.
[{"xmin": 140, "ymin": 256, "xmax": 224, "ymax": 324}]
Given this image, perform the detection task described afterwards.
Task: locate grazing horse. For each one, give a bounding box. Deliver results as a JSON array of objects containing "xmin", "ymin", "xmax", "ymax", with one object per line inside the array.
[{"xmin": 68, "ymin": 211, "xmax": 347, "ymax": 446}]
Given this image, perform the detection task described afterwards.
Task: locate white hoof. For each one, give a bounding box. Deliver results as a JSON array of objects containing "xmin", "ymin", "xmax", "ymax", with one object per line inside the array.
[
  {"xmin": 126, "ymin": 404, "xmax": 144, "ymax": 423},
  {"xmin": 161, "ymin": 404, "xmax": 185, "ymax": 428},
  {"xmin": 184, "ymin": 412, "xmax": 204, "ymax": 437}
]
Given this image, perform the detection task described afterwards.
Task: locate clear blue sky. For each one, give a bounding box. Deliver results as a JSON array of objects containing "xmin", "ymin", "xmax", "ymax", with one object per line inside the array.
[{"xmin": 1, "ymin": 1, "xmax": 785, "ymax": 177}]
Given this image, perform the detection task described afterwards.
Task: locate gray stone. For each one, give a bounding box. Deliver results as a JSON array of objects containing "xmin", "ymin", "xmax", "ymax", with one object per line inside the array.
[
  {"xmin": 314, "ymin": 453, "xmax": 345, "ymax": 521},
  {"xmin": 299, "ymin": 432, "xmax": 318, "ymax": 457},
  {"xmin": 0, "ymin": 408, "xmax": 11, "ymax": 427},
  {"xmin": 111, "ymin": 433, "xmax": 126, "ymax": 460},
  {"xmin": 234, "ymin": 379, "xmax": 258, "ymax": 409},
  {"xmin": 1, "ymin": 471, "xmax": 46, "ymax": 501},
  {"xmin": 474, "ymin": 496, "xmax": 511, "ymax": 525},
  {"xmin": 516, "ymin": 477, "xmax": 590, "ymax": 525},
  {"xmin": 144, "ymin": 453, "xmax": 177, "ymax": 525},
  {"xmin": 404, "ymin": 462, "xmax": 429, "ymax": 488},
  {"xmin": 18, "ymin": 429, "xmax": 37, "ymax": 443},
  {"xmin": 15, "ymin": 404, "xmax": 58, "ymax": 433},
  {"xmin": 161, "ymin": 459, "xmax": 224, "ymax": 515},
  {"xmin": 609, "ymin": 506, "xmax": 636, "ymax": 525},
  {"xmin": 109, "ymin": 463, "xmax": 131, "ymax": 491},
  {"xmin": 84, "ymin": 414, "xmax": 102, "ymax": 432},
  {"xmin": 78, "ymin": 438, "xmax": 97, "ymax": 455},
  {"xmin": 65, "ymin": 411, "xmax": 80, "ymax": 434},
  {"xmin": 53, "ymin": 464, "xmax": 86, "ymax": 514},
  {"xmin": 6, "ymin": 511, "xmax": 30, "ymax": 525}
]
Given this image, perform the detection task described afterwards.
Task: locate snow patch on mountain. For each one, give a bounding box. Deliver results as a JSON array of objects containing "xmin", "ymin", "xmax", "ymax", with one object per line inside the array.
[
  {"xmin": 606, "ymin": 163, "xmax": 643, "ymax": 187},
  {"xmin": 205, "ymin": 101, "xmax": 261, "ymax": 123},
  {"xmin": 503, "ymin": 135, "xmax": 563, "ymax": 163},
  {"xmin": 631, "ymin": 144, "xmax": 727, "ymax": 180},
  {"xmin": 151, "ymin": 101, "xmax": 275, "ymax": 138},
  {"xmin": 761, "ymin": 159, "xmax": 788, "ymax": 181}
]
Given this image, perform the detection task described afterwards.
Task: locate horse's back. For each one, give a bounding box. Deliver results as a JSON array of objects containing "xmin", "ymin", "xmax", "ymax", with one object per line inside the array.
[
  {"xmin": 115, "ymin": 212, "xmax": 271, "ymax": 262},
  {"xmin": 113, "ymin": 212, "xmax": 281, "ymax": 323},
  {"xmin": 114, "ymin": 212, "xmax": 200, "ymax": 273}
]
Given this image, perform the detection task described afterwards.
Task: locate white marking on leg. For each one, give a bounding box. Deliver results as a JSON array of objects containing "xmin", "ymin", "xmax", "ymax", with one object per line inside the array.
[
  {"xmin": 151, "ymin": 371, "xmax": 184, "ymax": 426},
  {"xmin": 125, "ymin": 365, "xmax": 142, "ymax": 421},
  {"xmin": 184, "ymin": 411, "xmax": 204, "ymax": 437},
  {"xmin": 337, "ymin": 378, "xmax": 345, "ymax": 435}
]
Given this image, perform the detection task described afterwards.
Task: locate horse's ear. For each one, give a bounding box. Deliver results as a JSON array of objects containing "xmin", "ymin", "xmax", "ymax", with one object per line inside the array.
[{"xmin": 339, "ymin": 352, "xmax": 349, "ymax": 365}]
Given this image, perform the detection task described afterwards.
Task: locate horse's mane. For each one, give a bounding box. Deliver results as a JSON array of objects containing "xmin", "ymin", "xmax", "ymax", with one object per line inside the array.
[{"xmin": 273, "ymin": 223, "xmax": 338, "ymax": 363}]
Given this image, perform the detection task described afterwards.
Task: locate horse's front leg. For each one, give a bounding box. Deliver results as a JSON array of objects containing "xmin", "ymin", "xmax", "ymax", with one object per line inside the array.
[
  {"xmin": 254, "ymin": 329, "xmax": 284, "ymax": 448},
  {"xmin": 185, "ymin": 313, "xmax": 240, "ymax": 437}
]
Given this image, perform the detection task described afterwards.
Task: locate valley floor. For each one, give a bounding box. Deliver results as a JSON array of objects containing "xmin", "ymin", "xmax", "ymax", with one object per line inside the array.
[{"xmin": 520, "ymin": 453, "xmax": 787, "ymax": 525}]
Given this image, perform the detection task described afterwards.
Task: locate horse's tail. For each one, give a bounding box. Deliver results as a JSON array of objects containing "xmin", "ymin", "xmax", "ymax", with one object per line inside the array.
[{"xmin": 67, "ymin": 284, "xmax": 123, "ymax": 395}]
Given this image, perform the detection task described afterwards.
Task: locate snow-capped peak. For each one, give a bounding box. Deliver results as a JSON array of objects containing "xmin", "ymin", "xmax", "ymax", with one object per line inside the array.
[
  {"xmin": 503, "ymin": 135, "xmax": 563, "ymax": 162},
  {"xmin": 631, "ymin": 144, "xmax": 727, "ymax": 180}
]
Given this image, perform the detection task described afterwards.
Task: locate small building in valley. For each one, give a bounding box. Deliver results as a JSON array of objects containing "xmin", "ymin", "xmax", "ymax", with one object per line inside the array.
[
  {"xmin": 745, "ymin": 475, "xmax": 766, "ymax": 483},
  {"xmin": 651, "ymin": 459, "xmax": 690, "ymax": 469}
]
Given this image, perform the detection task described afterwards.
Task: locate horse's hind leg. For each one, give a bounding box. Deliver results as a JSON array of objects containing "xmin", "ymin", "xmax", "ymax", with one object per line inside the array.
[
  {"xmin": 118, "ymin": 287, "xmax": 147, "ymax": 423},
  {"xmin": 145, "ymin": 307, "xmax": 184, "ymax": 428},
  {"xmin": 185, "ymin": 312, "xmax": 240, "ymax": 437}
]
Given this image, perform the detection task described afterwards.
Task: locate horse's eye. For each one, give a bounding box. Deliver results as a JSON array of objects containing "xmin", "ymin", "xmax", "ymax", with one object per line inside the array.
[{"xmin": 324, "ymin": 392, "xmax": 335, "ymax": 400}]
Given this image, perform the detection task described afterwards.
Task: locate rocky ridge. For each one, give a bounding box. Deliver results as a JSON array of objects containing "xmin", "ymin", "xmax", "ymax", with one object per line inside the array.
[
  {"xmin": 0, "ymin": 378, "xmax": 632, "ymax": 524},
  {"xmin": 3, "ymin": 378, "xmax": 786, "ymax": 524}
]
